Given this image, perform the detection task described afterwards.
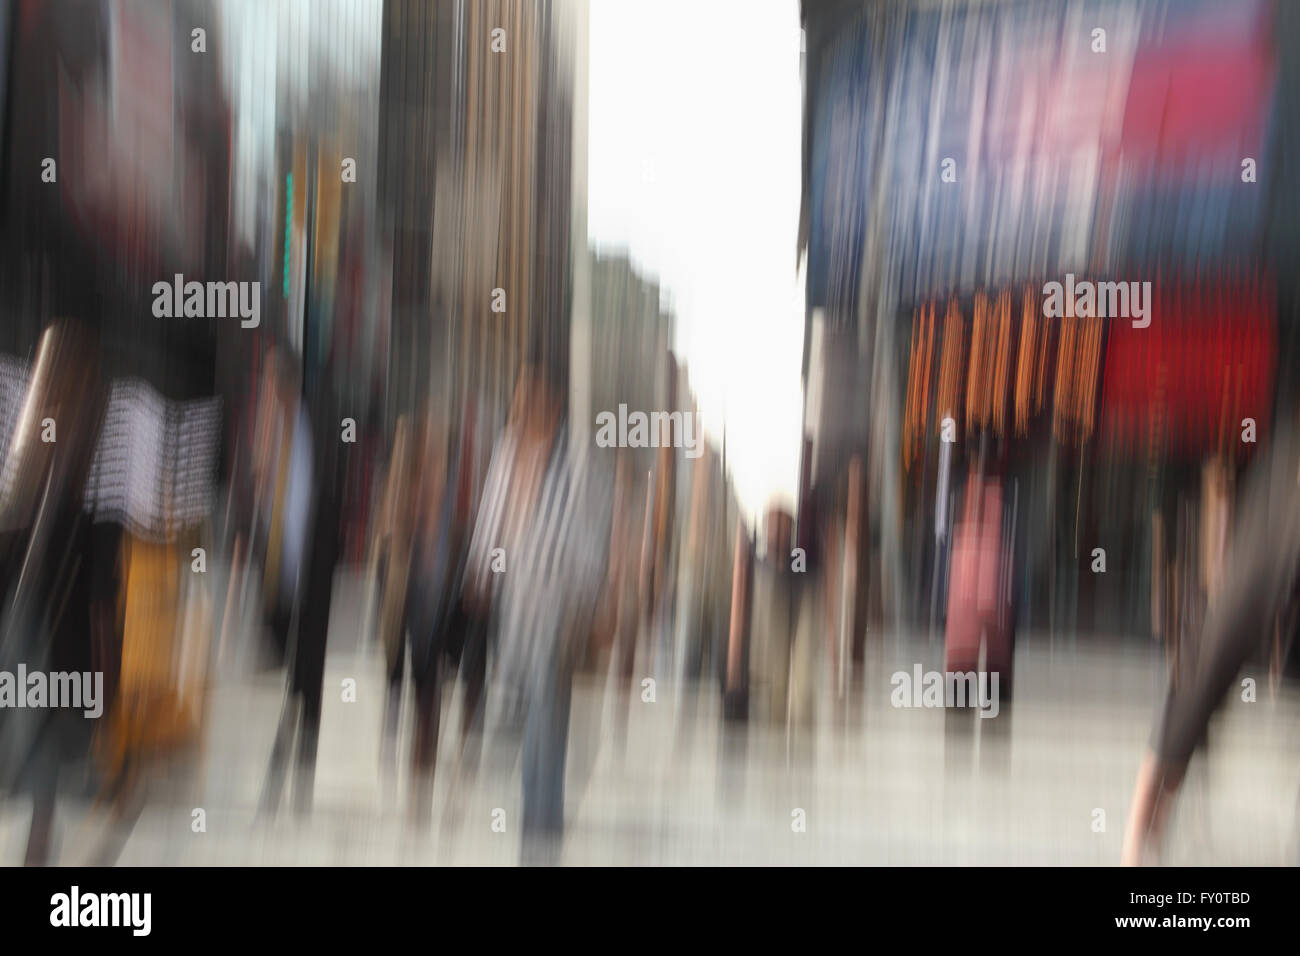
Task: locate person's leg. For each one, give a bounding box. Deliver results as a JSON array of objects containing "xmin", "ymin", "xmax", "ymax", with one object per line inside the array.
[
  {"xmin": 521, "ymin": 698, "xmax": 545, "ymax": 860},
  {"xmin": 261, "ymin": 594, "xmax": 300, "ymax": 813},
  {"xmin": 674, "ymin": 591, "xmax": 705, "ymax": 753},
  {"xmin": 89, "ymin": 775, "xmax": 148, "ymax": 866},
  {"xmin": 381, "ymin": 628, "xmax": 406, "ymax": 779},
  {"xmin": 24, "ymin": 801, "xmax": 55, "ymax": 866},
  {"xmin": 612, "ymin": 597, "xmax": 639, "ymax": 758},
  {"xmin": 410, "ymin": 655, "xmax": 442, "ymax": 825},
  {"xmin": 260, "ymin": 688, "xmax": 300, "ymax": 816},
  {"xmin": 459, "ymin": 609, "xmax": 487, "ymax": 773},
  {"xmin": 438, "ymin": 608, "xmax": 485, "ymax": 832},
  {"xmin": 293, "ymin": 678, "xmax": 323, "ymax": 816},
  {"xmin": 23, "ymin": 747, "xmax": 59, "ymax": 865},
  {"xmin": 269, "ymin": 601, "xmax": 294, "ymax": 669},
  {"xmin": 770, "ymin": 599, "xmax": 792, "ymax": 732},
  {"xmin": 521, "ymin": 646, "xmax": 574, "ymax": 865},
  {"xmin": 786, "ymin": 594, "xmax": 817, "ymax": 764},
  {"xmin": 674, "ymin": 576, "xmax": 697, "ymax": 688}
]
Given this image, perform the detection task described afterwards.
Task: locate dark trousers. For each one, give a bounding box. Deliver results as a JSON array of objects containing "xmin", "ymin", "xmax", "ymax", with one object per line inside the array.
[
  {"xmin": 387, "ymin": 603, "xmax": 490, "ymax": 820},
  {"xmin": 262, "ymin": 577, "xmax": 330, "ymax": 815},
  {"xmin": 451, "ymin": 606, "xmax": 488, "ymax": 773},
  {"xmin": 383, "ymin": 623, "xmax": 443, "ymax": 822},
  {"xmin": 261, "ymin": 664, "xmax": 323, "ymax": 817}
]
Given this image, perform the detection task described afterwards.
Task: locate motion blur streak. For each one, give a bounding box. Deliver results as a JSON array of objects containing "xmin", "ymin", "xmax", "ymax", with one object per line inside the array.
[{"xmin": 0, "ymin": 0, "xmax": 1298, "ymax": 867}]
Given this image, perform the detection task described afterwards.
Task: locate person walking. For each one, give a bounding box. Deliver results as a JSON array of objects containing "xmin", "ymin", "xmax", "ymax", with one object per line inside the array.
[
  {"xmin": 470, "ymin": 365, "xmax": 614, "ymax": 864},
  {"xmin": 1123, "ymin": 419, "xmax": 1300, "ymax": 864},
  {"xmin": 258, "ymin": 348, "xmax": 344, "ymax": 817}
]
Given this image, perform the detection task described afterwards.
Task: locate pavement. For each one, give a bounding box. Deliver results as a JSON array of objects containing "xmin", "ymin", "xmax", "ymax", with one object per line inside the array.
[{"xmin": 3, "ymin": 568, "xmax": 1298, "ymax": 865}]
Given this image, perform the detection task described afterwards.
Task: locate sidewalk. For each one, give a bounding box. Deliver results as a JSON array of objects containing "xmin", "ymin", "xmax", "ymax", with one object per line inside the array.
[{"xmin": 3, "ymin": 563, "xmax": 1297, "ymax": 864}]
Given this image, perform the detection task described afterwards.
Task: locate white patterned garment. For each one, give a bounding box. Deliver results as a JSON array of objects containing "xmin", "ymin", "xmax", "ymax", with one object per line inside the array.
[
  {"xmin": 0, "ymin": 354, "xmax": 222, "ymax": 541},
  {"xmin": 465, "ymin": 427, "xmax": 522, "ymax": 606},
  {"xmin": 494, "ymin": 427, "xmax": 614, "ymax": 702}
]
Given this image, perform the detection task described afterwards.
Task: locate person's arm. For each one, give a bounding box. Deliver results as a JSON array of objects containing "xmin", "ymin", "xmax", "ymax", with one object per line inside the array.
[
  {"xmin": 564, "ymin": 455, "xmax": 615, "ymax": 626},
  {"xmin": 463, "ymin": 436, "xmax": 512, "ymax": 610},
  {"xmin": 366, "ymin": 457, "xmax": 396, "ymax": 581}
]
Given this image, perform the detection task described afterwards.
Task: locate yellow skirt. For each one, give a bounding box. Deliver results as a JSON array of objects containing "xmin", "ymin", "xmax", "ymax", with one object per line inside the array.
[{"xmin": 98, "ymin": 534, "xmax": 210, "ymax": 778}]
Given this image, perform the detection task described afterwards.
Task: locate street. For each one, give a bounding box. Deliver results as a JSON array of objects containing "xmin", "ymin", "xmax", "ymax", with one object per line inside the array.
[{"xmin": 4, "ymin": 571, "xmax": 1295, "ymax": 866}]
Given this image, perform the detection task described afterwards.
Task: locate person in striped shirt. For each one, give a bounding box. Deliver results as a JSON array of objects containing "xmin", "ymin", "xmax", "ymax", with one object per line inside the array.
[{"xmin": 467, "ymin": 365, "xmax": 615, "ymax": 863}]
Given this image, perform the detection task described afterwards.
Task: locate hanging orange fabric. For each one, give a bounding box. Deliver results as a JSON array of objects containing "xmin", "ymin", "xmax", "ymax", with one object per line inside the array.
[
  {"xmin": 903, "ymin": 302, "xmax": 936, "ymax": 472},
  {"xmin": 1014, "ymin": 285, "xmax": 1038, "ymax": 436},
  {"xmin": 936, "ymin": 297, "xmax": 965, "ymax": 436}
]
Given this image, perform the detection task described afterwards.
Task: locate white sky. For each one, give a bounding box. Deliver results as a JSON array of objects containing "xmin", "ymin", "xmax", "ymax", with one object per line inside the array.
[{"xmin": 587, "ymin": 0, "xmax": 806, "ymax": 525}]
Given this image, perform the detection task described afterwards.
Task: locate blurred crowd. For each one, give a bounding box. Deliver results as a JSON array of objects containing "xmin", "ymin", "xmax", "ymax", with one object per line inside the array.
[{"xmin": 2, "ymin": 0, "xmax": 1300, "ymax": 868}]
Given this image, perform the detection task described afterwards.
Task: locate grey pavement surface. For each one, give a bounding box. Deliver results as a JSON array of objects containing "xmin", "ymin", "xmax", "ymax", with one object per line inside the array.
[{"xmin": 3, "ymin": 569, "xmax": 1298, "ymax": 865}]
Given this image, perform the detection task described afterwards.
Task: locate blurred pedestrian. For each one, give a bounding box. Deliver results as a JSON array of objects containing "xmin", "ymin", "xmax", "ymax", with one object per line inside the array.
[
  {"xmin": 374, "ymin": 414, "xmax": 418, "ymax": 785},
  {"xmin": 1123, "ymin": 419, "xmax": 1300, "ymax": 864},
  {"xmin": 0, "ymin": 322, "xmax": 109, "ymax": 864},
  {"xmin": 608, "ymin": 450, "xmax": 647, "ymax": 755},
  {"xmin": 258, "ymin": 347, "xmax": 344, "ymax": 816},
  {"xmin": 400, "ymin": 411, "xmax": 456, "ymax": 821},
  {"xmin": 750, "ymin": 509, "xmax": 795, "ymax": 726},
  {"xmin": 471, "ymin": 365, "xmax": 614, "ymax": 863}
]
